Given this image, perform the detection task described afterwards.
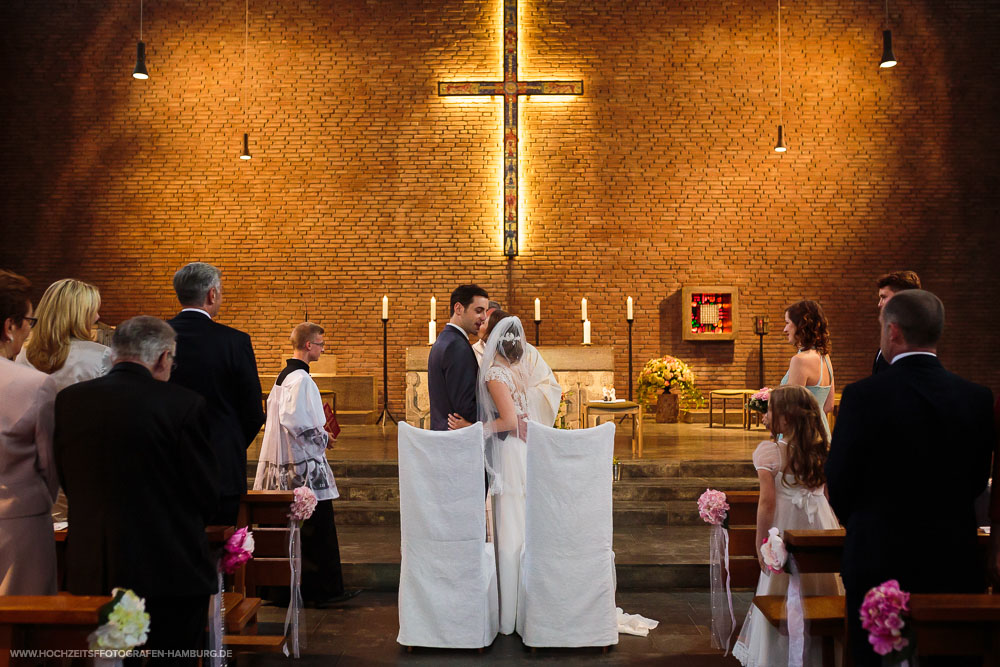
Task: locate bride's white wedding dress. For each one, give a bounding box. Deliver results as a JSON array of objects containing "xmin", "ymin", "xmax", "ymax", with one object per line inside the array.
[{"xmin": 484, "ymin": 362, "xmax": 530, "ymax": 635}]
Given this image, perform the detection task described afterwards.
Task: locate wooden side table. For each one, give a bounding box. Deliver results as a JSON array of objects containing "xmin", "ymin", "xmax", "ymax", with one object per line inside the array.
[
  {"xmin": 708, "ymin": 389, "xmax": 754, "ymax": 428},
  {"xmin": 583, "ymin": 400, "xmax": 643, "ymax": 457}
]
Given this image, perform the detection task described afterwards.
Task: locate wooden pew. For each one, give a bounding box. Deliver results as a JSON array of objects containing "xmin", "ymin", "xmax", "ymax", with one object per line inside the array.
[
  {"xmin": 237, "ymin": 491, "xmax": 296, "ymax": 599},
  {"xmin": 0, "ymin": 594, "xmax": 111, "ymax": 664},
  {"xmin": 723, "ymin": 490, "xmax": 766, "ymax": 588}
]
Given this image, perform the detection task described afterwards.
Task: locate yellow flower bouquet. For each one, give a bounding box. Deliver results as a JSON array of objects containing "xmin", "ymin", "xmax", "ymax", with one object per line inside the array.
[{"xmin": 637, "ymin": 355, "xmax": 695, "ymax": 405}]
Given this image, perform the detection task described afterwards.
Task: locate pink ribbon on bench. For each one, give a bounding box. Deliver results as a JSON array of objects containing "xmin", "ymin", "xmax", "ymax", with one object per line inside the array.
[
  {"xmin": 709, "ymin": 524, "xmax": 737, "ymax": 654},
  {"xmin": 284, "ymin": 519, "xmax": 305, "ymax": 658},
  {"xmin": 785, "ymin": 554, "xmax": 805, "ymax": 667}
]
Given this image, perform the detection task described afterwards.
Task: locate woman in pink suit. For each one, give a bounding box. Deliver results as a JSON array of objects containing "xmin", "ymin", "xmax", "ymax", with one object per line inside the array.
[{"xmin": 0, "ymin": 270, "xmax": 59, "ymax": 594}]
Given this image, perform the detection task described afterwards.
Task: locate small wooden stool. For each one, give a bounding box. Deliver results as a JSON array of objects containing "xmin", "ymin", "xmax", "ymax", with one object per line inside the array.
[
  {"xmin": 708, "ymin": 389, "xmax": 753, "ymax": 428},
  {"xmin": 583, "ymin": 401, "xmax": 643, "ymax": 457}
]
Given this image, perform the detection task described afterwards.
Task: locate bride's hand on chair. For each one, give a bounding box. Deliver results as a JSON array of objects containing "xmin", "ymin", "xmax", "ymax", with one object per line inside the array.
[{"xmin": 448, "ymin": 413, "xmax": 472, "ymax": 430}]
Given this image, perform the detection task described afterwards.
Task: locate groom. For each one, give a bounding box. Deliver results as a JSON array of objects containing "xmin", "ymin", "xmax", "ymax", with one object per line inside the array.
[{"xmin": 427, "ymin": 284, "xmax": 489, "ymax": 431}]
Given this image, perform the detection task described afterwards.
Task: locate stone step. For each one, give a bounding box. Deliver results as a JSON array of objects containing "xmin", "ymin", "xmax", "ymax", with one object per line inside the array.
[
  {"xmin": 333, "ymin": 476, "xmax": 757, "ymax": 503},
  {"xmin": 253, "ymin": 458, "xmax": 758, "ymax": 481},
  {"xmin": 338, "ymin": 525, "xmax": 713, "ymax": 592},
  {"xmin": 336, "ymin": 498, "xmax": 714, "ymax": 527}
]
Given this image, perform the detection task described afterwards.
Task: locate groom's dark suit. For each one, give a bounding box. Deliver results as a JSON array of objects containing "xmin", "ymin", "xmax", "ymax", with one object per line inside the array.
[
  {"xmin": 826, "ymin": 354, "xmax": 995, "ymax": 665},
  {"xmin": 427, "ymin": 323, "xmax": 478, "ymax": 431}
]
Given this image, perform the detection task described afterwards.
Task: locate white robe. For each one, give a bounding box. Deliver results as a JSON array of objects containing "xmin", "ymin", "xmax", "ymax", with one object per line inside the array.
[{"xmin": 253, "ymin": 369, "xmax": 339, "ymax": 501}]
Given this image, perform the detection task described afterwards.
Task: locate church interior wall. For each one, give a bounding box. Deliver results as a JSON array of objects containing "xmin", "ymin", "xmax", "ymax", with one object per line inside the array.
[{"xmin": 1, "ymin": 0, "xmax": 997, "ymax": 408}]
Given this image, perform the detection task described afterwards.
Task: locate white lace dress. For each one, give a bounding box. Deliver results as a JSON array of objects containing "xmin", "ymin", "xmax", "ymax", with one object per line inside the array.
[
  {"xmin": 484, "ymin": 363, "xmax": 529, "ymax": 636},
  {"xmin": 733, "ymin": 440, "xmax": 843, "ymax": 667}
]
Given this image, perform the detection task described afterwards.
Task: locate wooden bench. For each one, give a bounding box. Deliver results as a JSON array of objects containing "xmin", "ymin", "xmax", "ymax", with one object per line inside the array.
[
  {"xmin": 237, "ymin": 491, "xmax": 296, "ymax": 599},
  {"xmin": 721, "ymin": 490, "xmax": 762, "ymax": 588},
  {"xmin": 0, "ymin": 594, "xmax": 111, "ymax": 662}
]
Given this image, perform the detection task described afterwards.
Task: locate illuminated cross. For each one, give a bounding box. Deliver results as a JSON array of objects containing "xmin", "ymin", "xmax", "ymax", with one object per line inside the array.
[{"xmin": 439, "ymin": 0, "xmax": 583, "ymax": 258}]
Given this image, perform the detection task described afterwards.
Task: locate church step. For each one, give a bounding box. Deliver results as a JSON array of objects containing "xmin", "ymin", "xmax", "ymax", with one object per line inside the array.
[
  {"xmin": 335, "ymin": 499, "xmax": 714, "ymax": 526},
  {"xmin": 333, "ymin": 476, "xmax": 758, "ymax": 503},
  {"xmin": 337, "ymin": 525, "xmax": 713, "ymax": 591}
]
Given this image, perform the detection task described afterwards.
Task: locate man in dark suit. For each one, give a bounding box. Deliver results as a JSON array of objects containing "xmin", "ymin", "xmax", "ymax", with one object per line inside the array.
[
  {"xmin": 55, "ymin": 316, "xmax": 219, "ymax": 656},
  {"xmin": 168, "ymin": 262, "xmax": 265, "ymax": 525},
  {"xmin": 826, "ymin": 290, "xmax": 995, "ymax": 666},
  {"xmin": 427, "ymin": 284, "xmax": 489, "ymax": 431},
  {"xmin": 871, "ymin": 270, "xmax": 921, "ymax": 374}
]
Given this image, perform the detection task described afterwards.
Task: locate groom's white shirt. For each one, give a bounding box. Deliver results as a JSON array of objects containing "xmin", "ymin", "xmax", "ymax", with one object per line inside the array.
[{"xmin": 889, "ymin": 351, "xmax": 937, "ymax": 364}]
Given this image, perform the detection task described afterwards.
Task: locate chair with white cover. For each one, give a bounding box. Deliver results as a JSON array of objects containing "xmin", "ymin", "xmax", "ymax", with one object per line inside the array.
[
  {"xmin": 516, "ymin": 420, "xmax": 618, "ymax": 648},
  {"xmin": 396, "ymin": 421, "xmax": 499, "ymax": 649}
]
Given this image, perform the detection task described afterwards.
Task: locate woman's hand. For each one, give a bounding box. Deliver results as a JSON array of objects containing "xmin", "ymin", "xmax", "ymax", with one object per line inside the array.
[
  {"xmin": 448, "ymin": 413, "xmax": 473, "ymax": 430},
  {"xmin": 756, "ymin": 545, "xmax": 769, "ymax": 574},
  {"xmin": 762, "ymin": 412, "xmax": 770, "ymax": 429}
]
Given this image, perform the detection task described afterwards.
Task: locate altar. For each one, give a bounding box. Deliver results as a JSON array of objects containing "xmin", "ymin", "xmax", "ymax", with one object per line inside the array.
[{"xmin": 404, "ymin": 345, "xmax": 615, "ymax": 429}]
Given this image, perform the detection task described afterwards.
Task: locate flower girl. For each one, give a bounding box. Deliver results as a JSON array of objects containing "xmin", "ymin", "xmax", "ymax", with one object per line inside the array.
[{"xmin": 733, "ymin": 385, "xmax": 843, "ymax": 667}]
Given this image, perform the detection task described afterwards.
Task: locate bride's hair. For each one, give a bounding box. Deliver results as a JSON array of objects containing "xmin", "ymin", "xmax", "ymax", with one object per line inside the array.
[
  {"xmin": 785, "ymin": 300, "xmax": 831, "ymax": 355},
  {"xmin": 485, "ymin": 308, "xmax": 510, "ymax": 338},
  {"xmin": 485, "ymin": 309, "xmax": 523, "ymax": 363},
  {"xmin": 769, "ymin": 385, "xmax": 828, "ymax": 490}
]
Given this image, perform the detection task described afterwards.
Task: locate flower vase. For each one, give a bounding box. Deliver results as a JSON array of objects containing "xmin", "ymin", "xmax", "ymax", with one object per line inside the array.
[{"xmin": 655, "ymin": 390, "xmax": 679, "ymax": 423}]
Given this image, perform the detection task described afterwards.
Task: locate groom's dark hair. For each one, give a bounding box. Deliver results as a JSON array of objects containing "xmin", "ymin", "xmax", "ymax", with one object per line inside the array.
[{"xmin": 450, "ymin": 284, "xmax": 489, "ymax": 315}]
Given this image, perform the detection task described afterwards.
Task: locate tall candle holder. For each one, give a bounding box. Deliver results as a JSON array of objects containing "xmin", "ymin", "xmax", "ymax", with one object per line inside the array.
[
  {"xmin": 377, "ymin": 316, "xmax": 397, "ymax": 428},
  {"xmin": 753, "ymin": 316, "xmax": 769, "ymax": 388},
  {"xmin": 627, "ymin": 316, "xmax": 634, "ymax": 401},
  {"xmin": 534, "ymin": 319, "xmax": 540, "ymax": 346}
]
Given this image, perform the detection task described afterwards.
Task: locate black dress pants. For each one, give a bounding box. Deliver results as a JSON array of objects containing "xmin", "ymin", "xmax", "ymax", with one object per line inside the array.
[{"xmin": 300, "ymin": 498, "xmax": 345, "ymax": 603}]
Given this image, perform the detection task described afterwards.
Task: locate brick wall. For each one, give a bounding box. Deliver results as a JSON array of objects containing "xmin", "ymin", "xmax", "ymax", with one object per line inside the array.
[{"xmin": 2, "ymin": 0, "xmax": 998, "ymax": 411}]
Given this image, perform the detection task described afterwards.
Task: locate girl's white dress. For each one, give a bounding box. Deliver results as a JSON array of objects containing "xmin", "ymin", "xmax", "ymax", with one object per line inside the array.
[{"xmin": 733, "ymin": 440, "xmax": 843, "ymax": 667}]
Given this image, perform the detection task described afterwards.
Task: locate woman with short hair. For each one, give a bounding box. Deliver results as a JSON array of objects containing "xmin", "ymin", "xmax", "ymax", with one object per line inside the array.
[{"xmin": 0, "ymin": 269, "xmax": 59, "ymax": 594}]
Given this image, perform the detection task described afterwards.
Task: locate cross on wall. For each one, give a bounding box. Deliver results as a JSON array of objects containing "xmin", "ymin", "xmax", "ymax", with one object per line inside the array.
[{"xmin": 438, "ymin": 0, "xmax": 583, "ymax": 258}]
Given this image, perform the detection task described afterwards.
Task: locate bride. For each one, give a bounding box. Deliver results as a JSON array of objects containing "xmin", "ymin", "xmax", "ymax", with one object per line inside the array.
[{"xmin": 450, "ymin": 312, "xmax": 530, "ymax": 635}]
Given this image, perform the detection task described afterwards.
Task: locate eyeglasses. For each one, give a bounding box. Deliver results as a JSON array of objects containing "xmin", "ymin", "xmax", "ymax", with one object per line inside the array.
[
  {"xmin": 24, "ymin": 316, "xmax": 37, "ymax": 329},
  {"xmin": 309, "ymin": 340, "xmax": 325, "ymax": 347}
]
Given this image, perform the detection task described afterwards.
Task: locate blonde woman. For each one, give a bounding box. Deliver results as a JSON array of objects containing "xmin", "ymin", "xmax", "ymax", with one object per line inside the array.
[{"xmin": 16, "ymin": 278, "xmax": 111, "ymax": 392}]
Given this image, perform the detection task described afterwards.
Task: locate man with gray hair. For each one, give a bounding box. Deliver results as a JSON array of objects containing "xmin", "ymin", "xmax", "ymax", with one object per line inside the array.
[
  {"xmin": 54, "ymin": 316, "xmax": 219, "ymax": 654},
  {"xmin": 826, "ymin": 290, "xmax": 995, "ymax": 666},
  {"xmin": 168, "ymin": 262, "xmax": 265, "ymax": 525}
]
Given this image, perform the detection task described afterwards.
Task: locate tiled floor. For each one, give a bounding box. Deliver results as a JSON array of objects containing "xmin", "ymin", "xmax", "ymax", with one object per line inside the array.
[{"xmin": 244, "ymin": 590, "xmax": 753, "ymax": 666}]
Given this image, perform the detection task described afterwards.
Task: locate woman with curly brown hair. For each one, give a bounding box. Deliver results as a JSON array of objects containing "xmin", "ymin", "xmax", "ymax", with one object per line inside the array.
[
  {"xmin": 780, "ymin": 300, "xmax": 835, "ymax": 434},
  {"xmin": 733, "ymin": 385, "xmax": 842, "ymax": 666}
]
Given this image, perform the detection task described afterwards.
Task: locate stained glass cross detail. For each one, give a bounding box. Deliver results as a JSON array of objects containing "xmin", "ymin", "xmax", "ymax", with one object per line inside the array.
[{"xmin": 439, "ymin": 0, "xmax": 583, "ymax": 257}]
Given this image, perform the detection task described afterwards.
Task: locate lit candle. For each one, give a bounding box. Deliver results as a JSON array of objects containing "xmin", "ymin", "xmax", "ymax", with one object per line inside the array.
[
  {"xmin": 428, "ymin": 320, "xmax": 435, "ymax": 345},
  {"xmin": 430, "ymin": 296, "xmax": 436, "ymax": 322},
  {"xmin": 627, "ymin": 296, "xmax": 634, "ymax": 321},
  {"xmin": 534, "ymin": 298, "xmax": 541, "ymax": 321},
  {"xmin": 581, "ymin": 297, "xmax": 588, "ymax": 321},
  {"xmin": 583, "ymin": 319, "xmax": 591, "ymax": 345},
  {"xmin": 382, "ymin": 295, "xmax": 389, "ymax": 320}
]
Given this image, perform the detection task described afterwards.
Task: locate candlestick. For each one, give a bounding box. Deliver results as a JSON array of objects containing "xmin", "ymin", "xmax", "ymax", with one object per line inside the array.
[
  {"xmin": 377, "ymin": 315, "xmax": 397, "ymax": 429},
  {"xmin": 534, "ymin": 320, "xmax": 540, "ymax": 346},
  {"xmin": 627, "ymin": 318, "xmax": 634, "ymax": 400},
  {"xmin": 581, "ymin": 297, "xmax": 588, "ymax": 322},
  {"xmin": 428, "ymin": 321, "xmax": 435, "ymax": 345},
  {"xmin": 534, "ymin": 298, "xmax": 540, "ymax": 321},
  {"xmin": 626, "ymin": 296, "xmax": 634, "ymax": 322},
  {"xmin": 583, "ymin": 319, "xmax": 591, "ymax": 345},
  {"xmin": 430, "ymin": 296, "xmax": 436, "ymax": 322}
]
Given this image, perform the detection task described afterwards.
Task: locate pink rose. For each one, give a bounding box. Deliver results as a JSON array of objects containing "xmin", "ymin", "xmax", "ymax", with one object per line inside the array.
[
  {"xmin": 290, "ymin": 486, "xmax": 318, "ymax": 522},
  {"xmin": 697, "ymin": 489, "xmax": 729, "ymax": 526},
  {"xmin": 220, "ymin": 527, "xmax": 255, "ymax": 574}
]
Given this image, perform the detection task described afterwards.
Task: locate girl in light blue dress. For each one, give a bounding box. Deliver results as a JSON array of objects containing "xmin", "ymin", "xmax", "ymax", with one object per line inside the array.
[{"xmin": 778, "ymin": 300, "xmax": 834, "ymax": 438}]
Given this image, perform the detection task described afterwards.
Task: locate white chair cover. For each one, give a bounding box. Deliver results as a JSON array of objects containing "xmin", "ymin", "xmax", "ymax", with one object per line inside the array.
[
  {"xmin": 516, "ymin": 420, "xmax": 618, "ymax": 647},
  {"xmin": 396, "ymin": 422, "xmax": 499, "ymax": 648}
]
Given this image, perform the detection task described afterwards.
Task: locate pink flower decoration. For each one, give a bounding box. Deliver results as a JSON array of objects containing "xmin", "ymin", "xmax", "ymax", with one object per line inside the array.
[
  {"xmin": 697, "ymin": 489, "xmax": 729, "ymax": 526},
  {"xmin": 750, "ymin": 387, "xmax": 771, "ymax": 402},
  {"xmin": 220, "ymin": 527, "xmax": 255, "ymax": 574},
  {"xmin": 860, "ymin": 579, "xmax": 911, "ymax": 656},
  {"xmin": 290, "ymin": 486, "xmax": 318, "ymax": 522},
  {"xmin": 760, "ymin": 527, "xmax": 787, "ymax": 573}
]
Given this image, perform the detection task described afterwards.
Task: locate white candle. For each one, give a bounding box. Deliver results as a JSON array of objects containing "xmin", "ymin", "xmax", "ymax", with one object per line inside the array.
[
  {"xmin": 534, "ymin": 298, "xmax": 541, "ymax": 321},
  {"xmin": 581, "ymin": 297, "xmax": 588, "ymax": 321},
  {"xmin": 428, "ymin": 320, "xmax": 435, "ymax": 345},
  {"xmin": 583, "ymin": 319, "xmax": 591, "ymax": 345},
  {"xmin": 382, "ymin": 295, "xmax": 389, "ymax": 320},
  {"xmin": 627, "ymin": 296, "xmax": 634, "ymax": 321},
  {"xmin": 430, "ymin": 296, "xmax": 436, "ymax": 322}
]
